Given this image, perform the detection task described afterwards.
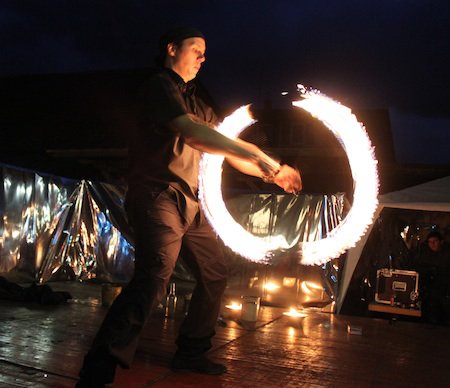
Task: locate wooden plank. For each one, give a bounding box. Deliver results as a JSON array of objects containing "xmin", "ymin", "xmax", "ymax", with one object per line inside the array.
[{"xmin": 0, "ymin": 281, "xmax": 449, "ymax": 387}]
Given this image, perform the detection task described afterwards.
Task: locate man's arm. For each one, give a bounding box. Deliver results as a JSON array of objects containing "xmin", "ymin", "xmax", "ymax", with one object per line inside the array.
[
  {"xmin": 226, "ymin": 156, "xmax": 302, "ymax": 194},
  {"xmin": 168, "ymin": 114, "xmax": 302, "ymax": 193},
  {"xmin": 168, "ymin": 114, "xmax": 280, "ymax": 176}
]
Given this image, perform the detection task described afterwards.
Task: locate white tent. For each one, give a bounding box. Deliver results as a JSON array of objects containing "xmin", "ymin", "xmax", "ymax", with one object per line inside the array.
[{"xmin": 337, "ymin": 176, "xmax": 450, "ymax": 313}]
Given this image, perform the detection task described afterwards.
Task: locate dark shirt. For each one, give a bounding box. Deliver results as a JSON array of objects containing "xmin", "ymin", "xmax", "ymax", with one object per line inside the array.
[{"xmin": 128, "ymin": 68, "xmax": 218, "ymax": 200}]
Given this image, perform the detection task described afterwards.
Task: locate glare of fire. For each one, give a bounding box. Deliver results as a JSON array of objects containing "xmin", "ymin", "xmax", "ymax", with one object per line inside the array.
[
  {"xmin": 225, "ymin": 301, "xmax": 242, "ymax": 310},
  {"xmin": 282, "ymin": 277, "xmax": 297, "ymax": 288},
  {"xmin": 263, "ymin": 281, "xmax": 281, "ymax": 292},
  {"xmin": 283, "ymin": 307, "xmax": 307, "ymax": 318},
  {"xmin": 198, "ymin": 88, "xmax": 379, "ymax": 265},
  {"xmin": 198, "ymin": 105, "xmax": 296, "ymax": 262},
  {"xmin": 292, "ymin": 87, "xmax": 379, "ymax": 264},
  {"xmin": 400, "ymin": 225, "xmax": 409, "ymax": 241},
  {"xmin": 300, "ymin": 280, "xmax": 323, "ymax": 295}
]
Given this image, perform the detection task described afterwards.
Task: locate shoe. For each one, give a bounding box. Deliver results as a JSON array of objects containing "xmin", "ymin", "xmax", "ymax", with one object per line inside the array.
[{"xmin": 171, "ymin": 354, "xmax": 227, "ymax": 375}]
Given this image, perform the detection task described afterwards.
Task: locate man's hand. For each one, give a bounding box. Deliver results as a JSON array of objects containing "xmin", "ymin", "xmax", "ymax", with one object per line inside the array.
[
  {"xmin": 253, "ymin": 148, "xmax": 281, "ymax": 177},
  {"xmin": 272, "ymin": 165, "xmax": 302, "ymax": 194}
]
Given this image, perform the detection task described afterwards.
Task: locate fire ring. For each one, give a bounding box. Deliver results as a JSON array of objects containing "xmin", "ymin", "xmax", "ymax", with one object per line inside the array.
[{"xmin": 198, "ymin": 87, "xmax": 379, "ymax": 265}]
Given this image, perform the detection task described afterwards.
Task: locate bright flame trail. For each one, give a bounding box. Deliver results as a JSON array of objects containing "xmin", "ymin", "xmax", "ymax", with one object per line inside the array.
[{"xmin": 198, "ymin": 87, "xmax": 379, "ymax": 265}]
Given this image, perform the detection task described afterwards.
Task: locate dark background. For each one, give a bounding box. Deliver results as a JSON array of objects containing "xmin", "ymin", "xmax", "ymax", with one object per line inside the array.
[{"xmin": 1, "ymin": 1, "xmax": 449, "ymax": 165}]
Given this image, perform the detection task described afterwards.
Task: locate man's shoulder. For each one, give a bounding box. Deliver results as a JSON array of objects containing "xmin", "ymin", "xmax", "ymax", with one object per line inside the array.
[{"xmin": 140, "ymin": 69, "xmax": 179, "ymax": 97}]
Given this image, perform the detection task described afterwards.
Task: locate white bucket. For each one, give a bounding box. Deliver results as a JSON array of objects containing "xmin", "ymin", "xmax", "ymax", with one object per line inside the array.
[{"xmin": 241, "ymin": 296, "xmax": 260, "ymax": 322}]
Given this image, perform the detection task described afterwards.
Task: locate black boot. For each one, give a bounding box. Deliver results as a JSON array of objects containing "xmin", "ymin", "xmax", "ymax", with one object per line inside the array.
[{"xmin": 171, "ymin": 352, "xmax": 227, "ymax": 375}]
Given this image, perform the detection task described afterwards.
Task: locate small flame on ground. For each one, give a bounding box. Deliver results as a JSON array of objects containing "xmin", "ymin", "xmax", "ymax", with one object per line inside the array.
[
  {"xmin": 283, "ymin": 308, "xmax": 307, "ymax": 318},
  {"xmin": 225, "ymin": 302, "xmax": 242, "ymax": 310}
]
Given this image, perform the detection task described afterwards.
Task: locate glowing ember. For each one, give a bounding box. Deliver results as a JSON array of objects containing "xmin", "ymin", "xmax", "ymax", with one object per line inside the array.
[
  {"xmin": 225, "ymin": 301, "xmax": 242, "ymax": 310},
  {"xmin": 283, "ymin": 308, "xmax": 307, "ymax": 318},
  {"xmin": 263, "ymin": 281, "xmax": 281, "ymax": 292},
  {"xmin": 198, "ymin": 87, "xmax": 379, "ymax": 265}
]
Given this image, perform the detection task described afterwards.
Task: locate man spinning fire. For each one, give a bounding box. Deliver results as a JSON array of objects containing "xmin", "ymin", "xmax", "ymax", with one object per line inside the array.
[{"xmin": 77, "ymin": 26, "xmax": 301, "ymax": 387}]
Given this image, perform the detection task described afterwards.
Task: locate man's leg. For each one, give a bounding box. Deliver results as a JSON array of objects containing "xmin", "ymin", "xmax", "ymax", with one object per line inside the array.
[
  {"xmin": 77, "ymin": 188, "xmax": 186, "ymax": 386},
  {"xmin": 171, "ymin": 210, "xmax": 228, "ymax": 374}
]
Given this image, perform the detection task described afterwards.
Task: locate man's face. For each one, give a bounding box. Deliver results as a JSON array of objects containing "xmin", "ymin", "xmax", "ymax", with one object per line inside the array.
[
  {"xmin": 427, "ymin": 237, "xmax": 442, "ymax": 253},
  {"xmin": 168, "ymin": 37, "xmax": 206, "ymax": 82}
]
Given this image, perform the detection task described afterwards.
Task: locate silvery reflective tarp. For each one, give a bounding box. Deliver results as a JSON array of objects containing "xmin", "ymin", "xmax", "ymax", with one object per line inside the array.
[
  {"xmin": 0, "ymin": 166, "xmax": 74, "ymax": 277},
  {"xmin": 0, "ymin": 164, "xmax": 344, "ymax": 308},
  {"xmin": 0, "ymin": 165, "xmax": 134, "ymax": 283},
  {"xmin": 226, "ymin": 193, "xmax": 344, "ymax": 307},
  {"xmin": 227, "ymin": 193, "xmax": 345, "ymax": 249}
]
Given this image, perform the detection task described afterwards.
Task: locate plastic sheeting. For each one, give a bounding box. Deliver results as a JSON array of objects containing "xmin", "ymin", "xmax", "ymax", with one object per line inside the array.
[
  {"xmin": 227, "ymin": 193, "xmax": 345, "ymax": 249},
  {"xmin": 226, "ymin": 193, "xmax": 344, "ymax": 307},
  {"xmin": 0, "ymin": 164, "xmax": 345, "ymax": 309},
  {"xmin": 0, "ymin": 166, "xmax": 133, "ymax": 283}
]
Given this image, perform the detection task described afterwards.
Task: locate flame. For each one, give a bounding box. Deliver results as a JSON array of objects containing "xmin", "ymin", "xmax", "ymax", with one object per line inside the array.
[
  {"xmin": 283, "ymin": 307, "xmax": 307, "ymax": 318},
  {"xmin": 292, "ymin": 87, "xmax": 379, "ymax": 264},
  {"xmin": 198, "ymin": 105, "xmax": 296, "ymax": 262},
  {"xmin": 225, "ymin": 301, "xmax": 242, "ymax": 310},
  {"xmin": 198, "ymin": 88, "xmax": 379, "ymax": 265},
  {"xmin": 263, "ymin": 281, "xmax": 281, "ymax": 292}
]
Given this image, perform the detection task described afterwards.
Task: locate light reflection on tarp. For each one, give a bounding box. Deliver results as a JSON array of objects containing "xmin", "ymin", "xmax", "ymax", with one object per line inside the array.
[
  {"xmin": 226, "ymin": 193, "xmax": 344, "ymax": 305},
  {"xmin": 37, "ymin": 180, "xmax": 134, "ymax": 283},
  {"xmin": 0, "ymin": 167, "xmax": 72, "ymax": 276},
  {"xmin": 227, "ymin": 193, "xmax": 344, "ymax": 248},
  {"xmin": 0, "ymin": 166, "xmax": 134, "ymax": 283},
  {"xmin": 0, "ymin": 165, "xmax": 344, "ymax": 306}
]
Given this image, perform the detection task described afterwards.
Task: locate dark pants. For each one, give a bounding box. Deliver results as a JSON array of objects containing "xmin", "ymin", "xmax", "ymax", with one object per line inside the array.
[{"xmin": 89, "ymin": 186, "xmax": 228, "ymax": 368}]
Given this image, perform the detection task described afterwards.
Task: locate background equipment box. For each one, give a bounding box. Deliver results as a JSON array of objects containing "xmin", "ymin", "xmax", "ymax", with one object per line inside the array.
[{"xmin": 375, "ymin": 268, "xmax": 419, "ymax": 307}]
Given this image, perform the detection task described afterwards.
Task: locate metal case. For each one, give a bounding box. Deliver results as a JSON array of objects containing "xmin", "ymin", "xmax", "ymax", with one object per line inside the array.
[{"xmin": 375, "ymin": 268, "xmax": 419, "ymax": 307}]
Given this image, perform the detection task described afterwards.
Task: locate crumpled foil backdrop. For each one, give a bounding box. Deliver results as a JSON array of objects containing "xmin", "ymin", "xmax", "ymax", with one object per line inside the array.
[{"xmin": 0, "ymin": 164, "xmax": 344, "ymax": 308}]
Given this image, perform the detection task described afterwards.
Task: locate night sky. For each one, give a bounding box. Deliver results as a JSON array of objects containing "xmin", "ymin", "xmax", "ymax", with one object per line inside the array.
[{"xmin": 1, "ymin": 1, "xmax": 449, "ymax": 164}]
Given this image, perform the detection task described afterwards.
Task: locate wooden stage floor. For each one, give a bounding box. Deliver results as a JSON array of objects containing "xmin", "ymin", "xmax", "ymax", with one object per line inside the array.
[{"xmin": 1, "ymin": 281, "xmax": 450, "ymax": 387}]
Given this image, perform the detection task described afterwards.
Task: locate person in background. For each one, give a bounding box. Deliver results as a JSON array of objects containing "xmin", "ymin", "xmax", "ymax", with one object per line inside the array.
[
  {"xmin": 77, "ymin": 26, "xmax": 302, "ymax": 387},
  {"xmin": 414, "ymin": 230, "xmax": 450, "ymax": 325}
]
